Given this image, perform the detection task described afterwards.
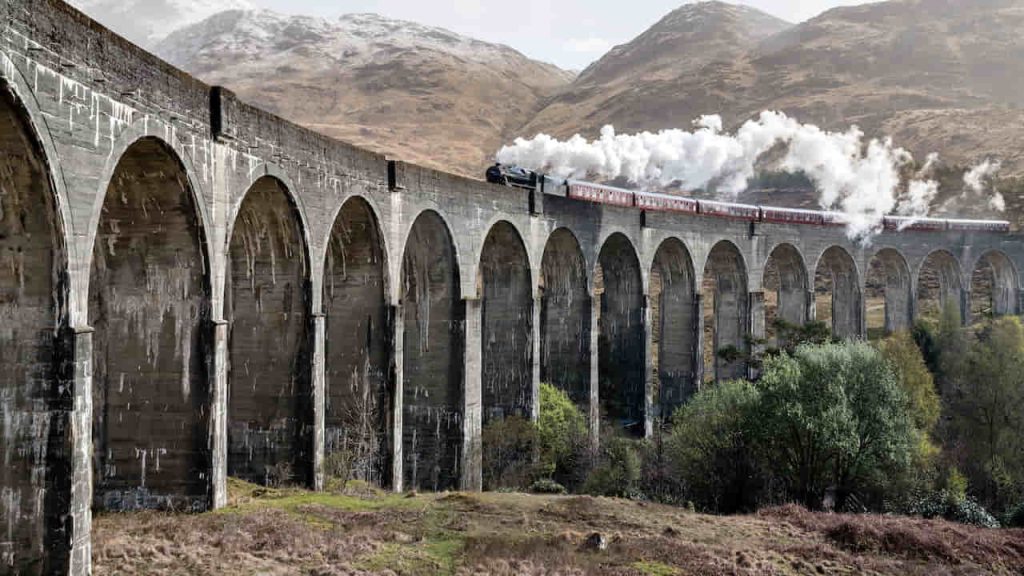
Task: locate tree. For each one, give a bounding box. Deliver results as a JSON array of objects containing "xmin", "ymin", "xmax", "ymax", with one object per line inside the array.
[
  {"xmin": 755, "ymin": 342, "xmax": 915, "ymax": 509},
  {"xmin": 665, "ymin": 380, "xmax": 763, "ymax": 513},
  {"xmin": 934, "ymin": 302, "xmax": 971, "ymax": 395},
  {"xmin": 731, "ymin": 319, "xmax": 834, "ymax": 376},
  {"xmin": 947, "ymin": 317, "xmax": 1024, "ymax": 512},
  {"xmin": 773, "ymin": 319, "xmax": 835, "ymax": 353},
  {"xmin": 876, "ymin": 331, "xmax": 940, "ymax": 434},
  {"xmin": 876, "ymin": 331, "xmax": 942, "ymax": 496}
]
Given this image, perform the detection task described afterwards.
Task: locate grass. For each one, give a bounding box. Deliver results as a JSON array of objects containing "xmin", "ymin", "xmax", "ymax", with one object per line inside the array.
[
  {"xmin": 231, "ymin": 488, "xmax": 422, "ymax": 513},
  {"xmin": 227, "ymin": 480, "xmax": 468, "ymax": 575},
  {"xmin": 633, "ymin": 560, "xmax": 679, "ymax": 575},
  {"xmin": 356, "ymin": 539, "xmax": 463, "ymax": 575},
  {"xmin": 356, "ymin": 501, "xmax": 467, "ymax": 575},
  {"xmin": 92, "ymin": 480, "xmax": 1024, "ymax": 576},
  {"xmin": 225, "ymin": 477, "xmax": 420, "ymax": 510}
]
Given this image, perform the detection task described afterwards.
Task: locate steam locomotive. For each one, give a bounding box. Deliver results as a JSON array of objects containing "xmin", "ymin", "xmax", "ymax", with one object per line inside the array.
[{"xmin": 486, "ymin": 164, "xmax": 1010, "ymax": 233}]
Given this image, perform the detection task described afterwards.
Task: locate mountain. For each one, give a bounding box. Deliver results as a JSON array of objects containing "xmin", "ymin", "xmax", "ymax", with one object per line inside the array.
[
  {"xmin": 67, "ymin": 0, "xmax": 254, "ymax": 47},
  {"xmin": 522, "ymin": 0, "xmax": 1024, "ymax": 186},
  {"xmin": 154, "ymin": 10, "xmax": 573, "ymax": 176},
  {"xmin": 741, "ymin": 0, "xmax": 1024, "ymax": 181},
  {"xmin": 67, "ymin": 0, "xmax": 1024, "ymax": 210},
  {"xmin": 523, "ymin": 1, "xmax": 791, "ymax": 135}
]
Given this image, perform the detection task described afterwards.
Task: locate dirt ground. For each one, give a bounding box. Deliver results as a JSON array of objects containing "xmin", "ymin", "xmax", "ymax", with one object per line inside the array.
[{"xmin": 91, "ymin": 480, "xmax": 1024, "ymax": 576}]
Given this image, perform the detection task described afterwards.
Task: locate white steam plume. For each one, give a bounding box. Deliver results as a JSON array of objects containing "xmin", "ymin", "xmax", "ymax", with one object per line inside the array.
[
  {"xmin": 497, "ymin": 111, "xmax": 946, "ymax": 239},
  {"xmin": 963, "ymin": 159, "xmax": 1004, "ymax": 212}
]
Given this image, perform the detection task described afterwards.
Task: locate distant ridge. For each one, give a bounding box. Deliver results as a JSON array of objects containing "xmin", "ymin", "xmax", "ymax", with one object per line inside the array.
[
  {"xmin": 68, "ymin": 0, "xmax": 254, "ymax": 47},
  {"xmin": 154, "ymin": 9, "xmax": 573, "ymax": 176}
]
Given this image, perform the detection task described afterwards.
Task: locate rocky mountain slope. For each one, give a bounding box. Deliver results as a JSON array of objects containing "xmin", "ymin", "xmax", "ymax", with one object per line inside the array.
[
  {"xmin": 153, "ymin": 10, "xmax": 573, "ymax": 175},
  {"xmin": 68, "ymin": 0, "xmax": 254, "ymax": 47},
  {"xmin": 523, "ymin": 1, "xmax": 792, "ymax": 137},
  {"xmin": 68, "ymin": 0, "xmax": 1024, "ymax": 212},
  {"xmin": 522, "ymin": 0, "xmax": 1024, "ymax": 182}
]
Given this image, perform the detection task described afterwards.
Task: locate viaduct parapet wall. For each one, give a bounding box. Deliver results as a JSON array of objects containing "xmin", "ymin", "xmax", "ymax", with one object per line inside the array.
[{"xmin": 3, "ymin": 1, "xmax": 1024, "ymax": 573}]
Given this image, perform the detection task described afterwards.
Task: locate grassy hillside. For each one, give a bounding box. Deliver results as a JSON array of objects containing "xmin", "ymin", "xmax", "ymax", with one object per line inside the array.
[{"xmin": 92, "ymin": 480, "xmax": 1024, "ymax": 575}]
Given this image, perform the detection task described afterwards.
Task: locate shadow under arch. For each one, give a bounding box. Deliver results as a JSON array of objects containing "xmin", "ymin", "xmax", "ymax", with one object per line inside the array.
[
  {"xmin": 865, "ymin": 248, "xmax": 913, "ymax": 337},
  {"xmin": 970, "ymin": 249, "xmax": 1020, "ymax": 321},
  {"xmin": 0, "ymin": 58, "xmax": 74, "ymax": 310},
  {"xmin": 475, "ymin": 214, "xmax": 536, "ymax": 281},
  {"xmin": 650, "ymin": 237, "xmax": 698, "ymax": 418},
  {"xmin": 539, "ymin": 227, "xmax": 591, "ymax": 411},
  {"xmin": 595, "ymin": 232, "xmax": 645, "ymax": 437},
  {"xmin": 89, "ymin": 136, "xmax": 213, "ymax": 512},
  {"xmin": 226, "ymin": 175, "xmax": 313, "ymax": 487},
  {"xmin": 702, "ymin": 240, "xmax": 749, "ymax": 382},
  {"xmin": 0, "ymin": 70, "xmax": 75, "ymax": 572},
  {"xmin": 814, "ymin": 246, "xmax": 863, "ymax": 339},
  {"xmin": 479, "ymin": 220, "xmax": 534, "ymax": 424},
  {"xmin": 916, "ymin": 249, "xmax": 963, "ymax": 324},
  {"xmin": 323, "ymin": 194, "xmax": 392, "ymax": 488},
  {"xmin": 225, "ymin": 169, "xmax": 315, "ymax": 278},
  {"xmin": 87, "ymin": 125, "xmax": 214, "ymax": 296},
  {"xmin": 400, "ymin": 209, "xmax": 464, "ymax": 492},
  {"xmin": 763, "ymin": 243, "xmax": 810, "ymax": 345},
  {"xmin": 478, "ymin": 220, "xmax": 534, "ymax": 490}
]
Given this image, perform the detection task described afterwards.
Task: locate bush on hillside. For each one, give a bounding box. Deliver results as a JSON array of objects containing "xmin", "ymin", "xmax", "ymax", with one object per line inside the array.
[
  {"xmin": 639, "ymin": 428, "xmax": 688, "ymax": 506},
  {"xmin": 665, "ymin": 380, "xmax": 764, "ymax": 513},
  {"xmin": 583, "ymin": 433, "xmax": 641, "ymax": 499},
  {"xmin": 902, "ymin": 489, "xmax": 1000, "ymax": 528},
  {"xmin": 323, "ymin": 448, "xmax": 358, "ymax": 491},
  {"xmin": 537, "ymin": 383, "xmax": 590, "ymax": 487},
  {"xmin": 755, "ymin": 342, "xmax": 916, "ymax": 510},
  {"xmin": 529, "ymin": 478, "xmax": 567, "ymax": 495},
  {"xmin": 482, "ymin": 416, "xmax": 539, "ymax": 491},
  {"xmin": 1002, "ymin": 501, "xmax": 1024, "ymax": 528}
]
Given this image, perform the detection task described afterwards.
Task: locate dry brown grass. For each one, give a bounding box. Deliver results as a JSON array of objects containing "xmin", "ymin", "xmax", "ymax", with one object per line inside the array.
[
  {"xmin": 92, "ymin": 482, "xmax": 1024, "ymax": 576},
  {"xmin": 762, "ymin": 505, "xmax": 1024, "ymax": 574}
]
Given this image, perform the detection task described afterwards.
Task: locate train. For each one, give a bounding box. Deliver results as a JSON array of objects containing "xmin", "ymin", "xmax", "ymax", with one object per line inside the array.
[{"xmin": 486, "ymin": 164, "xmax": 1011, "ymax": 234}]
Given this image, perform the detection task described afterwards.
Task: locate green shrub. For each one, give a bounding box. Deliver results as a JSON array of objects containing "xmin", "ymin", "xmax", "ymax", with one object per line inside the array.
[
  {"xmin": 755, "ymin": 342, "xmax": 916, "ymax": 510},
  {"xmin": 875, "ymin": 331, "xmax": 944, "ymax": 500},
  {"xmin": 772, "ymin": 319, "xmax": 834, "ymax": 352},
  {"xmin": 482, "ymin": 416, "xmax": 539, "ymax": 491},
  {"xmin": 903, "ymin": 489, "xmax": 1000, "ymax": 528},
  {"xmin": 716, "ymin": 345, "xmax": 744, "ymax": 365},
  {"xmin": 528, "ymin": 478, "xmax": 567, "ymax": 495},
  {"xmin": 944, "ymin": 467, "xmax": 969, "ymax": 502},
  {"xmin": 583, "ymin": 433, "xmax": 641, "ymax": 498},
  {"xmin": 323, "ymin": 448, "xmax": 358, "ymax": 491},
  {"xmin": 730, "ymin": 319, "xmax": 836, "ymax": 372},
  {"xmin": 665, "ymin": 380, "xmax": 763, "ymax": 513},
  {"xmin": 537, "ymin": 383, "xmax": 590, "ymax": 486},
  {"xmin": 639, "ymin": 429, "xmax": 687, "ymax": 506},
  {"xmin": 1002, "ymin": 501, "xmax": 1024, "ymax": 528}
]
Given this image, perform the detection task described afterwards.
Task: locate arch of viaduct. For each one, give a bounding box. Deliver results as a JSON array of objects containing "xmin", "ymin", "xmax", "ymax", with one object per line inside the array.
[{"xmin": 3, "ymin": 1, "xmax": 1024, "ymax": 573}]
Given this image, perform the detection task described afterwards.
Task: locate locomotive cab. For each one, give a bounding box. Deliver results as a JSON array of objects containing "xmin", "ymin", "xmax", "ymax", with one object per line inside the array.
[{"xmin": 486, "ymin": 163, "xmax": 538, "ymax": 189}]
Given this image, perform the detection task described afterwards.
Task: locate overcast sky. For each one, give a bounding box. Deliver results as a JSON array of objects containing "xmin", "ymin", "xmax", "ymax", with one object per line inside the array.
[{"xmin": 249, "ymin": 0, "xmax": 869, "ymax": 69}]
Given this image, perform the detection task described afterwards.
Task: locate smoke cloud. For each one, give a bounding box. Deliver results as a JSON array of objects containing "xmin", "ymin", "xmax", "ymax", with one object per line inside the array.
[
  {"xmin": 963, "ymin": 159, "xmax": 1005, "ymax": 212},
  {"xmin": 497, "ymin": 111, "xmax": 992, "ymax": 240}
]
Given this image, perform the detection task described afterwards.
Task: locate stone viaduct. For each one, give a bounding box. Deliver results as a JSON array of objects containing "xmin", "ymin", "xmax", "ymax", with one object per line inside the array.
[{"xmin": 3, "ymin": 1, "xmax": 1024, "ymax": 573}]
